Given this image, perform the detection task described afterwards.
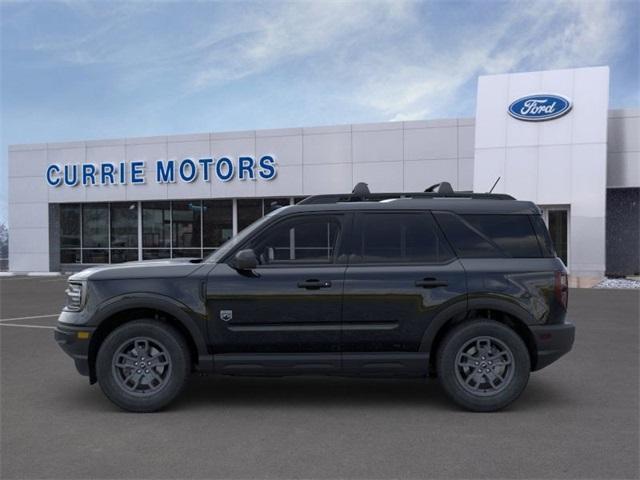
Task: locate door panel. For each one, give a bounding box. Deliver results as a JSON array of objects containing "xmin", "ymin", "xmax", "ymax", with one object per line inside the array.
[
  {"xmin": 206, "ymin": 212, "xmax": 350, "ymax": 354},
  {"xmin": 207, "ymin": 263, "xmax": 345, "ymax": 353},
  {"xmin": 341, "ymin": 211, "xmax": 467, "ymax": 356},
  {"xmin": 341, "ymin": 262, "xmax": 466, "ymax": 353}
]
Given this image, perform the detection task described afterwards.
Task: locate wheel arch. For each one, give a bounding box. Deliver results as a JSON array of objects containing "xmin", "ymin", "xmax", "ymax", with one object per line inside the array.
[
  {"xmin": 87, "ymin": 295, "xmax": 210, "ymax": 383},
  {"xmin": 421, "ymin": 297, "xmax": 538, "ymax": 373}
]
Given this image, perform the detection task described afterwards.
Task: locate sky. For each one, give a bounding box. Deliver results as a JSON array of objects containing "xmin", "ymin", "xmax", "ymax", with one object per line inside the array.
[{"xmin": 1, "ymin": 0, "xmax": 638, "ymax": 225}]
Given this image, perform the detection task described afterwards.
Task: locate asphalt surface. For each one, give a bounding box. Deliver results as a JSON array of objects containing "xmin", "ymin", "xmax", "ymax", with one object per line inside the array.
[{"xmin": 0, "ymin": 277, "xmax": 638, "ymax": 479}]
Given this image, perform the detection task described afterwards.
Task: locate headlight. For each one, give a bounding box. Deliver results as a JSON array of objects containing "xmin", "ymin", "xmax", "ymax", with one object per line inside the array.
[{"xmin": 65, "ymin": 282, "xmax": 86, "ymax": 311}]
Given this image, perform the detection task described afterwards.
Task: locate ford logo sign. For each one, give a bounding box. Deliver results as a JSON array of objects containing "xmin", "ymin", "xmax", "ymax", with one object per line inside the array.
[{"xmin": 508, "ymin": 94, "xmax": 572, "ymax": 121}]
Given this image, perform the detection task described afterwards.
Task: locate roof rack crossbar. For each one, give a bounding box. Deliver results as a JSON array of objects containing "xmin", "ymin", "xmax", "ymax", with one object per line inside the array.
[{"xmin": 296, "ymin": 182, "xmax": 515, "ymax": 205}]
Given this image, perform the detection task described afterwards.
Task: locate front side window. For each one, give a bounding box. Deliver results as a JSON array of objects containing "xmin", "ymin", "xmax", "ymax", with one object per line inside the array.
[
  {"xmin": 248, "ymin": 215, "xmax": 342, "ymax": 265},
  {"xmin": 356, "ymin": 212, "xmax": 454, "ymax": 264}
]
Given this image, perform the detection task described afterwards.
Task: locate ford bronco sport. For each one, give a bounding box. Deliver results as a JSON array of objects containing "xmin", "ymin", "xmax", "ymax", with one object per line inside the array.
[{"xmin": 55, "ymin": 182, "xmax": 574, "ymax": 412}]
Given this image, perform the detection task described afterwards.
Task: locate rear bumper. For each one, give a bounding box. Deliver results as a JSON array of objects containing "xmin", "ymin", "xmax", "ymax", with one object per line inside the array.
[
  {"xmin": 530, "ymin": 321, "xmax": 575, "ymax": 371},
  {"xmin": 54, "ymin": 323, "xmax": 95, "ymax": 378}
]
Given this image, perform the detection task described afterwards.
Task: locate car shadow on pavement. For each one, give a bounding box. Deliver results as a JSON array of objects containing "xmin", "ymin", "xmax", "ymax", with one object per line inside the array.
[{"xmin": 60, "ymin": 374, "xmax": 570, "ymax": 413}]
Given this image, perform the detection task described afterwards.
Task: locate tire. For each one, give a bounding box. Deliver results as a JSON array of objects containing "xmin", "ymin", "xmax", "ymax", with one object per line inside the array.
[
  {"xmin": 96, "ymin": 320, "xmax": 190, "ymax": 412},
  {"xmin": 436, "ymin": 320, "xmax": 530, "ymax": 412}
]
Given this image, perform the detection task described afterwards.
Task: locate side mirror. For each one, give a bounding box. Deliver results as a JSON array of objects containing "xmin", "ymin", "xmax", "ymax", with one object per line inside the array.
[{"xmin": 233, "ymin": 249, "xmax": 258, "ymax": 271}]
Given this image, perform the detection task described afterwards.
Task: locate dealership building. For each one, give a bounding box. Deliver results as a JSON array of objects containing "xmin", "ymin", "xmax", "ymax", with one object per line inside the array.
[{"xmin": 7, "ymin": 66, "xmax": 639, "ymax": 283}]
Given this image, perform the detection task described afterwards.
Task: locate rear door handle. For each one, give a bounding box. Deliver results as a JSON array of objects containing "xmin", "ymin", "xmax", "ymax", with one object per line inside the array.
[
  {"xmin": 298, "ymin": 279, "xmax": 332, "ymax": 290},
  {"xmin": 415, "ymin": 278, "xmax": 448, "ymax": 288}
]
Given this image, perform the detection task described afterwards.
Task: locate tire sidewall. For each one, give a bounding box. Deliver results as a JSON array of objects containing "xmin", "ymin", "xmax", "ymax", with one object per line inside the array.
[
  {"xmin": 437, "ymin": 320, "xmax": 530, "ymax": 412},
  {"xmin": 96, "ymin": 320, "xmax": 190, "ymax": 412}
]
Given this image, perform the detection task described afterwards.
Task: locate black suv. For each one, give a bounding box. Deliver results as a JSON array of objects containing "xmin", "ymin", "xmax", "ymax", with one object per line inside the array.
[{"xmin": 55, "ymin": 183, "xmax": 574, "ymax": 412}]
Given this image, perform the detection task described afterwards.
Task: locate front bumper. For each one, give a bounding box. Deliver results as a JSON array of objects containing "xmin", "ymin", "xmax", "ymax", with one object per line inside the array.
[
  {"xmin": 530, "ymin": 321, "xmax": 575, "ymax": 371},
  {"xmin": 54, "ymin": 322, "xmax": 95, "ymax": 378}
]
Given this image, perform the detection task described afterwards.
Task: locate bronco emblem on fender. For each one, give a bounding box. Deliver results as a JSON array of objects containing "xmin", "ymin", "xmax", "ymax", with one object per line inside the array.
[{"xmin": 220, "ymin": 310, "xmax": 233, "ymax": 322}]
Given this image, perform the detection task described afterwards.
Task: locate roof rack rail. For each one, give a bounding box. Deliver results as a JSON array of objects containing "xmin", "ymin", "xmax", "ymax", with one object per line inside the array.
[{"xmin": 297, "ymin": 182, "xmax": 515, "ymax": 205}]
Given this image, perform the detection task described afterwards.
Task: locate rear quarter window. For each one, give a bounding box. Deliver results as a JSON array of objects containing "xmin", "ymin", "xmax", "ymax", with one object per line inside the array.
[{"xmin": 434, "ymin": 212, "xmax": 543, "ymax": 258}]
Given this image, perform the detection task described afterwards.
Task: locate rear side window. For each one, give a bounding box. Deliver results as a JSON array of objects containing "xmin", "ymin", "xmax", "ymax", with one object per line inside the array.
[
  {"xmin": 356, "ymin": 212, "xmax": 454, "ymax": 264},
  {"xmin": 434, "ymin": 212, "xmax": 543, "ymax": 258},
  {"xmin": 462, "ymin": 215, "xmax": 542, "ymax": 258},
  {"xmin": 530, "ymin": 215, "xmax": 556, "ymax": 258}
]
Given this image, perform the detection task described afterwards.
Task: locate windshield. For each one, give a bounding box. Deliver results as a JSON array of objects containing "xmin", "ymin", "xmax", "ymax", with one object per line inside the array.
[{"xmin": 204, "ymin": 206, "xmax": 288, "ymax": 263}]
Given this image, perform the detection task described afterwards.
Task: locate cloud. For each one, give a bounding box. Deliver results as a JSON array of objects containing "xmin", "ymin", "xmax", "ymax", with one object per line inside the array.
[{"xmin": 349, "ymin": 0, "xmax": 626, "ymax": 121}]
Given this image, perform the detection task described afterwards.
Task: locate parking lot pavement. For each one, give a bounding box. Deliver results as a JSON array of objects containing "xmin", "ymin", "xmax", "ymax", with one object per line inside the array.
[{"xmin": 1, "ymin": 277, "xmax": 638, "ymax": 480}]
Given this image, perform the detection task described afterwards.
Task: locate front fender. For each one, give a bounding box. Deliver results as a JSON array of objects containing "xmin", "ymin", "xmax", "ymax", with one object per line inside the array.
[{"xmin": 90, "ymin": 293, "xmax": 211, "ymax": 366}]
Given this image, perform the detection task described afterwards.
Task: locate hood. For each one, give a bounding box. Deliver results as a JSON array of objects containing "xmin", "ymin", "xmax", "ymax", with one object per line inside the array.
[{"xmin": 69, "ymin": 257, "xmax": 208, "ymax": 281}]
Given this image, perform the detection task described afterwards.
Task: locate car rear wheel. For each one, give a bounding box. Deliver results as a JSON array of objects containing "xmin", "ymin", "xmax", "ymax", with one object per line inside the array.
[
  {"xmin": 437, "ymin": 320, "xmax": 530, "ymax": 412},
  {"xmin": 96, "ymin": 320, "xmax": 190, "ymax": 412}
]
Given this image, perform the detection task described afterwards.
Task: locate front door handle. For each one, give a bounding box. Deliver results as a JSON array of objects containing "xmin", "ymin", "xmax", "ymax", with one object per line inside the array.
[
  {"xmin": 298, "ymin": 279, "xmax": 332, "ymax": 290},
  {"xmin": 415, "ymin": 278, "xmax": 448, "ymax": 288}
]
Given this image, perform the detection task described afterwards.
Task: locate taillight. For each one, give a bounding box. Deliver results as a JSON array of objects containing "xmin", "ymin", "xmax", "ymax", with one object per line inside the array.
[{"xmin": 555, "ymin": 271, "xmax": 568, "ymax": 309}]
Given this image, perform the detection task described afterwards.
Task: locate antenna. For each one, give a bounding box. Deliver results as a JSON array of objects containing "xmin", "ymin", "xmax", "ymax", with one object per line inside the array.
[{"xmin": 488, "ymin": 176, "xmax": 501, "ymax": 194}]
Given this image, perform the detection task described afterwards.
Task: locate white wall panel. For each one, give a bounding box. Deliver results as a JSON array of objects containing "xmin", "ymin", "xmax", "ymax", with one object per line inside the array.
[
  {"xmin": 404, "ymin": 159, "xmax": 458, "ymax": 192},
  {"xmin": 404, "ymin": 126, "xmax": 458, "ymax": 160},
  {"xmin": 607, "ymin": 152, "xmax": 640, "ymax": 188},
  {"xmin": 504, "ymin": 147, "xmax": 537, "ymax": 201},
  {"xmin": 124, "ymin": 141, "xmax": 168, "ymax": 201},
  {"xmin": 303, "ymin": 163, "xmax": 353, "ymax": 194},
  {"xmin": 255, "ymin": 135, "xmax": 302, "ymax": 166},
  {"xmin": 303, "ymin": 132, "xmax": 351, "ymax": 165},
  {"xmin": 85, "ymin": 144, "xmax": 127, "ymax": 202},
  {"xmin": 352, "ymin": 129, "xmax": 403, "ymax": 163},
  {"xmin": 475, "ymin": 74, "xmax": 509, "ymax": 148},
  {"xmin": 9, "ymin": 253, "xmax": 51, "ymax": 273},
  {"xmin": 167, "ymin": 139, "xmax": 213, "ymax": 199},
  {"xmin": 537, "ymin": 145, "xmax": 572, "ymax": 205},
  {"xmin": 9, "ymin": 176, "xmax": 47, "ymax": 203},
  {"xmin": 353, "ymin": 161, "xmax": 403, "ymax": 192},
  {"xmin": 572, "ymin": 67, "xmax": 610, "ymax": 144},
  {"xmin": 8, "ymin": 148, "xmax": 47, "ymax": 178}
]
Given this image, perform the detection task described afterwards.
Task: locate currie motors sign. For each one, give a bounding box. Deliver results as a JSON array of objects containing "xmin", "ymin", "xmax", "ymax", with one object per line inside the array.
[
  {"xmin": 508, "ymin": 94, "xmax": 572, "ymax": 121},
  {"xmin": 45, "ymin": 155, "xmax": 277, "ymax": 187}
]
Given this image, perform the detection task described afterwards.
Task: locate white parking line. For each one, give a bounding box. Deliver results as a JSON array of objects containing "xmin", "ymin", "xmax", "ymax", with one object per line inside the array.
[
  {"xmin": 0, "ymin": 323, "xmax": 55, "ymax": 329},
  {"xmin": 0, "ymin": 314, "xmax": 58, "ymax": 323}
]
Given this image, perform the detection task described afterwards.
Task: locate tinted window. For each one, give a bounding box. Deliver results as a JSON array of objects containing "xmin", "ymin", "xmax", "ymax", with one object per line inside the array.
[
  {"xmin": 203, "ymin": 199, "xmax": 233, "ymax": 249},
  {"xmin": 435, "ymin": 212, "xmax": 543, "ymax": 258},
  {"xmin": 531, "ymin": 214, "xmax": 556, "ymax": 258},
  {"xmin": 357, "ymin": 213, "xmax": 454, "ymax": 263},
  {"xmin": 250, "ymin": 215, "xmax": 341, "ymax": 265},
  {"xmin": 462, "ymin": 215, "xmax": 542, "ymax": 258},
  {"xmin": 237, "ymin": 199, "xmax": 263, "ymax": 231},
  {"xmin": 434, "ymin": 212, "xmax": 502, "ymax": 258},
  {"xmin": 82, "ymin": 204, "xmax": 109, "ymax": 248}
]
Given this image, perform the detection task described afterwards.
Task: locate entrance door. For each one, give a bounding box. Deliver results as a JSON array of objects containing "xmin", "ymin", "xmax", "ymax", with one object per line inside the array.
[{"xmin": 541, "ymin": 207, "xmax": 569, "ymax": 268}]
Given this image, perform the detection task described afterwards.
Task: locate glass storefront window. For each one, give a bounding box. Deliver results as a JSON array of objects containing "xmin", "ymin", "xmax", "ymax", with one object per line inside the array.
[
  {"xmin": 111, "ymin": 203, "xmax": 138, "ymax": 248},
  {"xmin": 172, "ymin": 201, "xmax": 202, "ymax": 254},
  {"xmin": 82, "ymin": 249, "xmax": 109, "ymax": 264},
  {"xmin": 264, "ymin": 197, "xmax": 290, "ymax": 213},
  {"xmin": 60, "ymin": 204, "xmax": 81, "ymax": 264},
  {"xmin": 142, "ymin": 201, "xmax": 171, "ymax": 260},
  {"xmin": 60, "ymin": 204, "xmax": 81, "ymax": 247},
  {"xmin": 141, "ymin": 201, "xmax": 169, "ymax": 253},
  {"xmin": 82, "ymin": 204, "xmax": 109, "ymax": 248},
  {"xmin": 237, "ymin": 199, "xmax": 263, "ymax": 232},
  {"xmin": 58, "ymin": 197, "xmax": 301, "ymax": 265},
  {"xmin": 203, "ymin": 200, "xmax": 233, "ymax": 249},
  {"xmin": 111, "ymin": 249, "xmax": 139, "ymax": 263}
]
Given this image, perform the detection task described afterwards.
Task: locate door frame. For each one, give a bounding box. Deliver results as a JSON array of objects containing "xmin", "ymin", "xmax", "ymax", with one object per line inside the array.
[{"xmin": 540, "ymin": 205, "xmax": 570, "ymax": 271}]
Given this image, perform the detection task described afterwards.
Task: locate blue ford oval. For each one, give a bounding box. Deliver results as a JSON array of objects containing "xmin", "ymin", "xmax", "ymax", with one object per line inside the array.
[{"xmin": 508, "ymin": 94, "xmax": 572, "ymax": 121}]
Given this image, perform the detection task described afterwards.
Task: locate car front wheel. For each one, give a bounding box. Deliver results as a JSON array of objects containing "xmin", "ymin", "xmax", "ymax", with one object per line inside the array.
[
  {"xmin": 437, "ymin": 320, "xmax": 530, "ymax": 412},
  {"xmin": 96, "ymin": 320, "xmax": 190, "ymax": 412}
]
